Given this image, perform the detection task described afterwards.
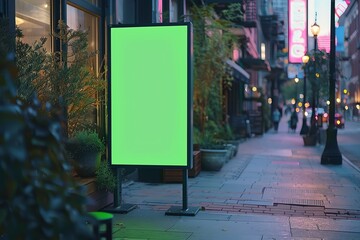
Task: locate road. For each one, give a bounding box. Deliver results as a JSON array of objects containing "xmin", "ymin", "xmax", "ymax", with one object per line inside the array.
[{"xmin": 336, "ymin": 120, "xmax": 360, "ymax": 169}]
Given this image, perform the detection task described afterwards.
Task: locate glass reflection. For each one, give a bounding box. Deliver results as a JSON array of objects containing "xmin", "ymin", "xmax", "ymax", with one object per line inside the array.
[
  {"xmin": 67, "ymin": 4, "xmax": 99, "ymax": 71},
  {"xmin": 15, "ymin": 0, "xmax": 51, "ymax": 51}
]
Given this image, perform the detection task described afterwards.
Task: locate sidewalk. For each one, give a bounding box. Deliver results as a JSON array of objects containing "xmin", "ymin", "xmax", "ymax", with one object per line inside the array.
[{"xmin": 110, "ymin": 116, "xmax": 360, "ymax": 240}]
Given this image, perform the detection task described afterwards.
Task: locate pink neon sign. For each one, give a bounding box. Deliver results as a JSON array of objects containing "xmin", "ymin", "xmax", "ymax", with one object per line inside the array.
[{"xmin": 288, "ymin": 0, "xmax": 307, "ymax": 63}]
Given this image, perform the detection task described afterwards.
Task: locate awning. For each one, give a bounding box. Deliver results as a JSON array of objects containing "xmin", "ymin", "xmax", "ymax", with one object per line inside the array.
[
  {"xmin": 237, "ymin": 58, "xmax": 271, "ymax": 72},
  {"xmin": 226, "ymin": 59, "xmax": 250, "ymax": 84},
  {"xmin": 265, "ymin": 67, "xmax": 286, "ymax": 82}
]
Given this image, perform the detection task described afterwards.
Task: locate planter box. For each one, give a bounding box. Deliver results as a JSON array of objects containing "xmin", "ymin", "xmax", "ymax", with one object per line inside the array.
[
  {"xmin": 189, "ymin": 150, "xmax": 201, "ymax": 177},
  {"xmin": 303, "ymin": 135, "xmax": 317, "ymax": 146},
  {"xmin": 74, "ymin": 176, "xmax": 113, "ymax": 211},
  {"xmin": 163, "ymin": 151, "xmax": 202, "ymax": 183},
  {"xmin": 319, "ymin": 128, "xmax": 327, "ymax": 145}
]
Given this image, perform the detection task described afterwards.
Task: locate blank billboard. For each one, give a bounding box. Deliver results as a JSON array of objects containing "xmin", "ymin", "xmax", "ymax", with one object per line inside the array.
[{"xmin": 109, "ymin": 23, "xmax": 192, "ymax": 167}]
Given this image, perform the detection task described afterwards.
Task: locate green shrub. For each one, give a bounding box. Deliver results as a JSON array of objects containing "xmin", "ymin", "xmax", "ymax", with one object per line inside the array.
[
  {"xmin": 0, "ymin": 60, "xmax": 93, "ymax": 239},
  {"xmin": 67, "ymin": 130, "xmax": 105, "ymax": 159},
  {"xmin": 15, "ymin": 20, "xmax": 106, "ymax": 136},
  {"xmin": 191, "ymin": 5, "xmax": 235, "ymax": 146},
  {"xmin": 95, "ymin": 161, "xmax": 116, "ymax": 192}
]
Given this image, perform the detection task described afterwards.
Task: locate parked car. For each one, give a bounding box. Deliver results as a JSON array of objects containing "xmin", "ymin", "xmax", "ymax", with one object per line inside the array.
[
  {"xmin": 322, "ymin": 112, "xmax": 329, "ymax": 122},
  {"xmin": 315, "ymin": 108, "xmax": 328, "ymax": 123},
  {"xmin": 306, "ymin": 108, "xmax": 344, "ymax": 128}
]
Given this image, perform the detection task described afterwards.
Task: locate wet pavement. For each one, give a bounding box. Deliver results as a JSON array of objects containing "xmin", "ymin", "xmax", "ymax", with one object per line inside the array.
[{"xmin": 109, "ymin": 115, "xmax": 360, "ymax": 240}]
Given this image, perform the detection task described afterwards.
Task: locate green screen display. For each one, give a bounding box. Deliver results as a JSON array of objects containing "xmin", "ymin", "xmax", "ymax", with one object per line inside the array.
[{"xmin": 109, "ymin": 24, "xmax": 191, "ymax": 167}]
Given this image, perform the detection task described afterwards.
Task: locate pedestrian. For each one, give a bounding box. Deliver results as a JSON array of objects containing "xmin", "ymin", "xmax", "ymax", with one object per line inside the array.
[
  {"xmin": 285, "ymin": 105, "xmax": 292, "ymax": 116},
  {"xmin": 278, "ymin": 106, "xmax": 283, "ymax": 119},
  {"xmin": 290, "ymin": 110, "xmax": 298, "ymax": 133},
  {"xmin": 272, "ymin": 108, "xmax": 281, "ymax": 132}
]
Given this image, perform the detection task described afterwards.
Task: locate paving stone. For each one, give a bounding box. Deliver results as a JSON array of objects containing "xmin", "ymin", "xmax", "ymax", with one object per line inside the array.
[
  {"xmin": 113, "ymin": 229, "xmax": 192, "ymax": 240},
  {"xmin": 170, "ymin": 217, "xmax": 291, "ymax": 239},
  {"xmin": 311, "ymin": 211, "xmax": 326, "ymax": 216},
  {"xmin": 274, "ymin": 204, "xmax": 292, "ymax": 209},
  {"xmin": 225, "ymin": 199, "xmax": 239, "ymax": 204},
  {"xmin": 268, "ymin": 209, "xmax": 287, "ymax": 214},
  {"xmin": 291, "ymin": 228, "xmax": 360, "ymax": 240},
  {"xmin": 203, "ymin": 206, "xmax": 223, "ymax": 211}
]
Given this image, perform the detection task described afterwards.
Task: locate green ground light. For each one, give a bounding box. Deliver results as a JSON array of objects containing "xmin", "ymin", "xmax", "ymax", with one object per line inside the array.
[{"xmin": 110, "ymin": 24, "xmax": 190, "ymax": 167}]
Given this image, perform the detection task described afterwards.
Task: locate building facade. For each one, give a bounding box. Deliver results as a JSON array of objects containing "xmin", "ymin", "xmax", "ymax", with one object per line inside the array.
[
  {"xmin": 1, "ymin": 0, "xmax": 281, "ymax": 137},
  {"xmin": 340, "ymin": 0, "xmax": 359, "ymax": 119}
]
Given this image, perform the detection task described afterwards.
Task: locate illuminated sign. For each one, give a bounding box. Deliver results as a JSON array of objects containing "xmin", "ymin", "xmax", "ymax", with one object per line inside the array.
[
  {"xmin": 288, "ymin": 0, "xmax": 307, "ymax": 63},
  {"xmin": 109, "ymin": 23, "xmax": 192, "ymax": 167}
]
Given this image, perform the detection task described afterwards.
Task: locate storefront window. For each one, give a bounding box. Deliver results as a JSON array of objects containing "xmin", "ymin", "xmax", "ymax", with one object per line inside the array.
[
  {"xmin": 15, "ymin": 0, "xmax": 51, "ymax": 51},
  {"xmin": 67, "ymin": 4, "xmax": 99, "ymax": 71},
  {"xmin": 67, "ymin": 4, "xmax": 99, "ymax": 126}
]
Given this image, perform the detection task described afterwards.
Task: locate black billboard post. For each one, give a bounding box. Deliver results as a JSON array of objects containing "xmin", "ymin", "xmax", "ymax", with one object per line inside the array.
[
  {"xmin": 321, "ymin": 0, "xmax": 342, "ymax": 164},
  {"xmin": 300, "ymin": 54, "xmax": 309, "ymax": 135}
]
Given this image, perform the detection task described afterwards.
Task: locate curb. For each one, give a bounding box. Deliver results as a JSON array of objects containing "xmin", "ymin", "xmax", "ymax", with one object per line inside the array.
[{"xmin": 343, "ymin": 154, "xmax": 360, "ymax": 173}]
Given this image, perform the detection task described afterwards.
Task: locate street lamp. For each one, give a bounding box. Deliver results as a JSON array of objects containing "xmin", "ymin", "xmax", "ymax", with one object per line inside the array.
[
  {"xmin": 300, "ymin": 54, "xmax": 310, "ymax": 135},
  {"xmin": 311, "ymin": 14, "xmax": 320, "ymax": 107},
  {"xmin": 294, "ymin": 75, "xmax": 299, "ymax": 83},
  {"xmin": 321, "ymin": 0, "xmax": 342, "ymax": 164},
  {"xmin": 309, "ymin": 19, "xmax": 320, "ymax": 136},
  {"xmin": 294, "ymin": 75, "xmax": 299, "ymax": 108},
  {"xmin": 310, "ymin": 22, "xmax": 320, "ymax": 40}
]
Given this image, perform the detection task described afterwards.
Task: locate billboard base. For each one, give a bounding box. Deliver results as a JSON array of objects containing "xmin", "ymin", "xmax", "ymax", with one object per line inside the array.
[
  {"xmin": 165, "ymin": 206, "xmax": 200, "ymax": 216},
  {"xmin": 165, "ymin": 169, "xmax": 199, "ymax": 216}
]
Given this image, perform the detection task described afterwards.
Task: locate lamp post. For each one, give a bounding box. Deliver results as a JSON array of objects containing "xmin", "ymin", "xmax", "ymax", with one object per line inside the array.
[
  {"xmin": 309, "ymin": 20, "xmax": 320, "ymax": 136},
  {"xmin": 294, "ymin": 75, "xmax": 299, "ymax": 108},
  {"xmin": 294, "ymin": 74, "xmax": 300, "ymax": 111},
  {"xmin": 321, "ymin": 0, "xmax": 342, "ymax": 164},
  {"xmin": 300, "ymin": 54, "xmax": 309, "ymax": 135}
]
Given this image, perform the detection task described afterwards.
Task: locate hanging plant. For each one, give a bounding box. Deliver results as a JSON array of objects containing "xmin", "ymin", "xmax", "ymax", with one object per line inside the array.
[{"xmin": 221, "ymin": 2, "xmax": 245, "ymax": 24}]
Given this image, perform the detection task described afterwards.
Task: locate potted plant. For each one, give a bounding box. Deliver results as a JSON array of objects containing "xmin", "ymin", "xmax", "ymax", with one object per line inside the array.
[
  {"xmin": 196, "ymin": 122, "xmax": 229, "ymax": 171},
  {"xmin": 217, "ymin": 123, "xmax": 239, "ymax": 160},
  {"xmin": 67, "ymin": 130, "xmax": 105, "ymax": 177},
  {"xmin": 200, "ymin": 146, "xmax": 228, "ymax": 171}
]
